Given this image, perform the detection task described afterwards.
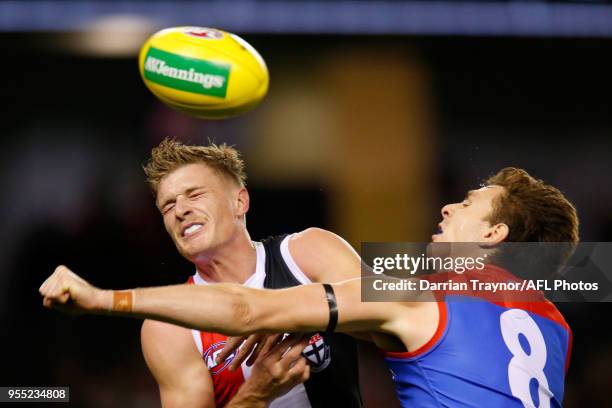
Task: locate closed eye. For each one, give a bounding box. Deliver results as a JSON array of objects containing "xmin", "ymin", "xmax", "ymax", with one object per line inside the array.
[
  {"xmin": 162, "ymin": 203, "xmax": 175, "ymax": 215},
  {"xmin": 189, "ymin": 192, "xmax": 206, "ymax": 200}
]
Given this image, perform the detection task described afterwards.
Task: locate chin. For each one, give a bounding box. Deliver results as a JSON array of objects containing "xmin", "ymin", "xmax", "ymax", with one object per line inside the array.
[{"xmin": 178, "ymin": 241, "xmax": 210, "ymax": 260}]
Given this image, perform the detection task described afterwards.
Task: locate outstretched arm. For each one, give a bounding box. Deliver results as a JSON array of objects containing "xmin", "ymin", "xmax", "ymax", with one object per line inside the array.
[{"xmin": 39, "ymin": 266, "xmax": 402, "ymax": 338}]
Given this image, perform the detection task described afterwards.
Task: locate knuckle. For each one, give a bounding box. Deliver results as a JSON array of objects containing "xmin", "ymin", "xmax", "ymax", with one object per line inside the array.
[
  {"xmin": 290, "ymin": 369, "xmax": 303, "ymax": 380},
  {"xmin": 289, "ymin": 347, "xmax": 304, "ymax": 358},
  {"xmin": 271, "ymin": 366, "xmax": 283, "ymax": 378}
]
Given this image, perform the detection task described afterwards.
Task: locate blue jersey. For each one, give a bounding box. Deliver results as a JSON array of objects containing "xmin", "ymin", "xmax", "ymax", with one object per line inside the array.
[{"xmin": 384, "ymin": 267, "xmax": 572, "ymax": 408}]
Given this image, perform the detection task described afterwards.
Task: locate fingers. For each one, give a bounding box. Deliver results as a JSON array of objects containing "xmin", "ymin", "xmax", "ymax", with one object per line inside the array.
[
  {"xmin": 225, "ymin": 333, "xmax": 290, "ymax": 371},
  {"xmin": 43, "ymin": 297, "xmax": 53, "ymax": 309},
  {"xmin": 242, "ymin": 335, "xmax": 311, "ymax": 400},
  {"xmin": 217, "ymin": 336, "xmax": 246, "ymax": 365},
  {"xmin": 301, "ymin": 361, "xmax": 311, "ymax": 382},
  {"xmin": 42, "ymin": 290, "xmax": 70, "ymax": 309},
  {"xmin": 42, "ymin": 296, "xmax": 67, "ymax": 310},
  {"xmin": 58, "ymin": 292, "xmax": 71, "ymax": 304},
  {"xmin": 40, "ymin": 266, "xmax": 72, "ymax": 305},
  {"xmin": 273, "ymin": 356, "xmax": 310, "ymax": 391},
  {"xmin": 268, "ymin": 334, "xmax": 306, "ymax": 361},
  {"xmin": 287, "ymin": 357, "xmax": 311, "ymax": 383},
  {"xmin": 39, "ymin": 265, "xmax": 102, "ymax": 316},
  {"xmin": 244, "ymin": 338, "xmax": 265, "ymax": 368},
  {"xmin": 227, "ymin": 334, "xmax": 263, "ymax": 371},
  {"xmin": 39, "ymin": 265, "xmax": 71, "ymax": 299},
  {"xmin": 39, "ymin": 267, "xmax": 59, "ymax": 297},
  {"xmin": 247, "ymin": 333, "xmax": 283, "ymax": 367},
  {"xmin": 279, "ymin": 338, "xmax": 309, "ymax": 370}
]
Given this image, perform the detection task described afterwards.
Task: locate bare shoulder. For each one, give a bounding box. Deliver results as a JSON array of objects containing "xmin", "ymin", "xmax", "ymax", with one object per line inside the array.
[
  {"xmin": 141, "ymin": 320, "xmax": 214, "ymax": 407},
  {"xmin": 141, "ymin": 319, "xmax": 198, "ymax": 358},
  {"xmin": 289, "ymin": 228, "xmax": 356, "ymax": 255},
  {"xmin": 288, "ymin": 228, "xmax": 360, "ymax": 283}
]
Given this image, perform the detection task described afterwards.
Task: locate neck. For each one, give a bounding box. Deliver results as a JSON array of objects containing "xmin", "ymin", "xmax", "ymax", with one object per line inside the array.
[{"xmin": 192, "ymin": 228, "xmax": 257, "ymax": 284}]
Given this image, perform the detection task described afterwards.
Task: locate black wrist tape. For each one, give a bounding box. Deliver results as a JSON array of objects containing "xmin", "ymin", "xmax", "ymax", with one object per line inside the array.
[{"xmin": 323, "ymin": 283, "xmax": 338, "ymax": 335}]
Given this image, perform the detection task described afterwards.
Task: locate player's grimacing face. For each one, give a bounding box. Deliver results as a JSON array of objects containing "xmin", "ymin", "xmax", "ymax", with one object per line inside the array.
[
  {"xmin": 433, "ymin": 185, "xmax": 505, "ymax": 243},
  {"xmin": 155, "ymin": 163, "xmax": 245, "ymax": 260}
]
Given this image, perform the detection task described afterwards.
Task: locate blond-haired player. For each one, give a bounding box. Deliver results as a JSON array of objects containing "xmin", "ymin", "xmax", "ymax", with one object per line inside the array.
[{"xmin": 133, "ymin": 139, "xmax": 362, "ymax": 407}]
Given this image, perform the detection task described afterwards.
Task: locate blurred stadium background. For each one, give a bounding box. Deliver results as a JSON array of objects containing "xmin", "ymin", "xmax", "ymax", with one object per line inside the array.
[{"xmin": 1, "ymin": 1, "xmax": 611, "ymax": 407}]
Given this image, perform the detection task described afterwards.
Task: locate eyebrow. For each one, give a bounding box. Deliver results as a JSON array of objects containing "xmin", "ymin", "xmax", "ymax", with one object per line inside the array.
[{"xmin": 158, "ymin": 187, "xmax": 203, "ymax": 209}]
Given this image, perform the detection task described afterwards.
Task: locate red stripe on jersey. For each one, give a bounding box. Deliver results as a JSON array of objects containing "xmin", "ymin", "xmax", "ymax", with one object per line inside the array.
[
  {"xmin": 187, "ymin": 275, "xmax": 246, "ymax": 407},
  {"xmin": 383, "ymin": 301, "xmax": 448, "ymax": 359},
  {"xmin": 199, "ymin": 332, "xmax": 246, "ymax": 407}
]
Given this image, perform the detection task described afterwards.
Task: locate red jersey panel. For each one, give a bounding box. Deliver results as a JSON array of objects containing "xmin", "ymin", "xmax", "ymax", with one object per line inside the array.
[{"xmin": 188, "ymin": 276, "xmax": 246, "ymax": 407}]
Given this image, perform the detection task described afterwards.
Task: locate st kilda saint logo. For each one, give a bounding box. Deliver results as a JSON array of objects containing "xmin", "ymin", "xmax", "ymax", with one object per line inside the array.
[{"xmin": 302, "ymin": 333, "xmax": 331, "ymax": 372}]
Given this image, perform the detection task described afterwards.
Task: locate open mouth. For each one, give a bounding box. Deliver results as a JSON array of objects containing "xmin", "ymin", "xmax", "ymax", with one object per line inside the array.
[
  {"xmin": 182, "ymin": 223, "xmax": 204, "ymax": 238},
  {"xmin": 432, "ymin": 224, "xmax": 444, "ymax": 241}
]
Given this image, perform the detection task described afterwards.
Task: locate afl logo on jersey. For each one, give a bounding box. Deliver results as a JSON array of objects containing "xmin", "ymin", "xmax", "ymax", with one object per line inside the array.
[
  {"xmin": 302, "ymin": 333, "xmax": 331, "ymax": 373},
  {"xmin": 203, "ymin": 341, "xmax": 236, "ymax": 375}
]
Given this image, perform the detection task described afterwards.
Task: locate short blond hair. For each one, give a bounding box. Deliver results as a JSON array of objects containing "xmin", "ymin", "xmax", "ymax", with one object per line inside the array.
[{"xmin": 143, "ymin": 138, "xmax": 246, "ymax": 193}]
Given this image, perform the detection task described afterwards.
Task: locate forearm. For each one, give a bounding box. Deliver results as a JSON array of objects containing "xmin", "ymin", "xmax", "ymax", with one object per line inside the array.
[
  {"xmin": 226, "ymin": 387, "xmax": 268, "ymax": 408},
  {"xmin": 97, "ymin": 283, "xmax": 330, "ymax": 336},
  {"xmin": 42, "ymin": 266, "xmax": 391, "ymax": 337}
]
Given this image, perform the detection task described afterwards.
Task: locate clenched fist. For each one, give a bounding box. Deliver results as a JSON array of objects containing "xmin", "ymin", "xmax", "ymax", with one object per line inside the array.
[{"xmin": 39, "ymin": 265, "xmax": 109, "ymax": 313}]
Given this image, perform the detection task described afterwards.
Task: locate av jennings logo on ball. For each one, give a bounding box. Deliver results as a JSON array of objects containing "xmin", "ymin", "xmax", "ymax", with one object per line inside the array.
[{"xmin": 143, "ymin": 47, "xmax": 230, "ymax": 98}]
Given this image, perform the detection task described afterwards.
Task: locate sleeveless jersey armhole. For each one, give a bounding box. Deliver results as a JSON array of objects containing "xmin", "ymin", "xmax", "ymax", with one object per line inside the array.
[
  {"xmin": 383, "ymin": 301, "xmax": 448, "ymax": 360},
  {"xmin": 279, "ymin": 234, "xmax": 313, "ymax": 284},
  {"xmin": 186, "ymin": 276, "xmax": 204, "ymax": 354}
]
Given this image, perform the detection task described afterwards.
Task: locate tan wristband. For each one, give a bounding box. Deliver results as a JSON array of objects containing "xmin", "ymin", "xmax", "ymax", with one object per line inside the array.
[{"xmin": 112, "ymin": 290, "xmax": 134, "ymax": 313}]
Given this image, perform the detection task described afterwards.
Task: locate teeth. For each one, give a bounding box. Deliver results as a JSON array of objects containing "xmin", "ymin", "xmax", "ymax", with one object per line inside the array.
[{"xmin": 184, "ymin": 224, "xmax": 203, "ymax": 236}]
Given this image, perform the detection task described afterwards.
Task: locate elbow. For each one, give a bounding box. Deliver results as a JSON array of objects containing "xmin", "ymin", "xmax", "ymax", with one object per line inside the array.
[
  {"xmin": 227, "ymin": 288, "xmax": 257, "ymax": 336},
  {"xmin": 217, "ymin": 285, "xmax": 272, "ymax": 336}
]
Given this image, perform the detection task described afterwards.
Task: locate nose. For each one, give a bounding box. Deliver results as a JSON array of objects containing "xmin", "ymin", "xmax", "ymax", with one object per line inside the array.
[
  {"xmin": 441, "ymin": 203, "xmax": 454, "ymax": 219},
  {"xmin": 174, "ymin": 195, "xmax": 192, "ymax": 219}
]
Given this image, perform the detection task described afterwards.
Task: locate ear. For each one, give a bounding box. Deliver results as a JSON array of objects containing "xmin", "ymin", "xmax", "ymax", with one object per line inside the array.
[
  {"xmin": 482, "ymin": 223, "xmax": 509, "ymax": 246},
  {"xmin": 235, "ymin": 187, "xmax": 250, "ymax": 218}
]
